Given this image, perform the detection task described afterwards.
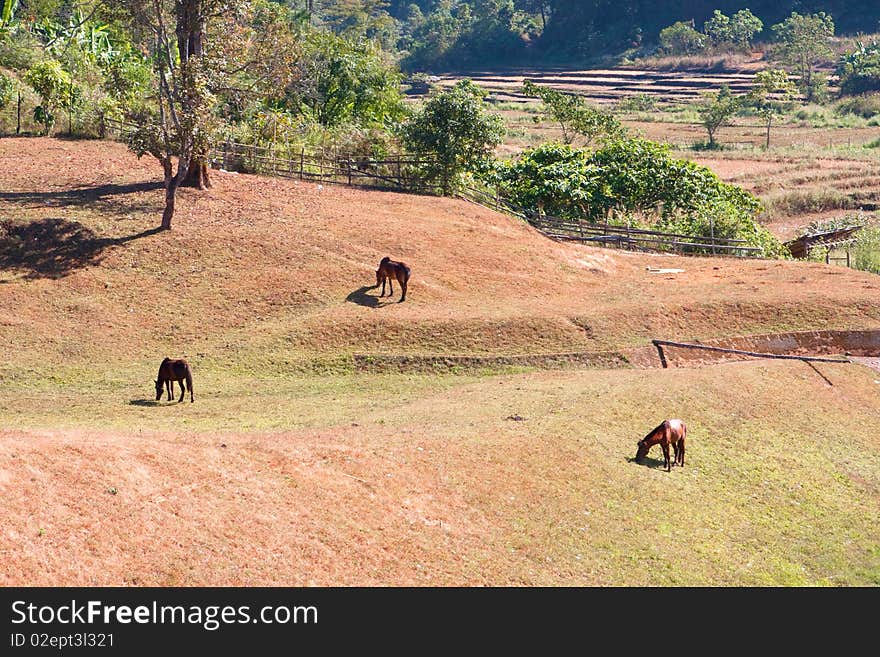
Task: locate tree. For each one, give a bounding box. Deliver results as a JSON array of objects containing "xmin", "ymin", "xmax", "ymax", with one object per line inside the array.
[
  {"xmin": 745, "ymin": 68, "xmax": 798, "ymax": 149},
  {"xmin": 24, "ymin": 58, "xmax": 78, "ymax": 134},
  {"xmin": 401, "ymin": 78, "xmax": 504, "ymax": 195},
  {"xmin": 772, "ymin": 11, "xmax": 834, "ymax": 102},
  {"xmin": 522, "ymin": 79, "xmax": 625, "ymax": 147},
  {"xmin": 704, "ymin": 9, "xmax": 762, "ymax": 52},
  {"xmin": 123, "ymin": 0, "xmax": 244, "ymax": 230},
  {"xmin": 658, "ymin": 20, "xmax": 705, "ymax": 55},
  {"xmin": 698, "ymin": 84, "xmax": 741, "ymax": 148},
  {"xmin": 837, "ymin": 40, "xmax": 880, "ymax": 96},
  {"xmin": 292, "ymin": 30, "xmax": 405, "ymax": 128}
]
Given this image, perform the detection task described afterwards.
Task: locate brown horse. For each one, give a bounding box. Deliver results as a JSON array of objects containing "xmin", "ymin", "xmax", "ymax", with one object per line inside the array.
[
  {"xmin": 634, "ymin": 419, "xmax": 686, "ymax": 472},
  {"xmin": 155, "ymin": 357, "xmax": 194, "ymax": 403},
  {"xmin": 376, "ymin": 256, "xmax": 411, "ymax": 302}
]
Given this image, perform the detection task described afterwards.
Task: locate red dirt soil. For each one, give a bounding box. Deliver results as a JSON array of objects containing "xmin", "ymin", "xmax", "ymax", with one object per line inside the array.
[{"xmin": 1, "ymin": 138, "xmax": 879, "ymax": 369}]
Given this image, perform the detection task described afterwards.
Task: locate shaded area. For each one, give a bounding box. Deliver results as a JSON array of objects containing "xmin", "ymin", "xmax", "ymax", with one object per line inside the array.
[
  {"xmin": 345, "ymin": 285, "xmax": 381, "ymax": 308},
  {"xmin": 0, "ymin": 216, "xmax": 163, "ymax": 279},
  {"xmin": 129, "ymin": 399, "xmax": 160, "ymax": 407},
  {"xmin": 0, "ymin": 181, "xmax": 164, "ymax": 210},
  {"xmin": 629, "ymin": 455, "xmax": 668, "ymax": 469}
]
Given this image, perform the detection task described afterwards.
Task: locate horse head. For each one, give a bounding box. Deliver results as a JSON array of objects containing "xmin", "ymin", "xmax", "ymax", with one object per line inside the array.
[
  {"xmin": 634, "ymin": 438, "xmax": 651, "ymax": 462},
  {"xmin": 155, "ymin": 378, "xmax": 163, "ymax": 401}
]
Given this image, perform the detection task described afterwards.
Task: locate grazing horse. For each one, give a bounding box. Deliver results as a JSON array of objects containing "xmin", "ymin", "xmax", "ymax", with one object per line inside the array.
[
  {"xmin": 155, "ymin": 357, "xmax": 194, "ymax": 403},
  {"xmin": 634, "ymin": 419, "xmax": 686, "ymax": 472},
  {"xmin": 376, "ymin": 256, "xmax": 411, "ymax": 302}
]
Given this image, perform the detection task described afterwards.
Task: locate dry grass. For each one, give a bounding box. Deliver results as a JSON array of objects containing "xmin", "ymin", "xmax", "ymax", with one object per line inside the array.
[
  {"xmin": 1, "ymin": 138, "xmax": 879, "ymax": 586},
  {"xmin": 2, "ymin": 361, "xmax": 878, "ymax": 586}
]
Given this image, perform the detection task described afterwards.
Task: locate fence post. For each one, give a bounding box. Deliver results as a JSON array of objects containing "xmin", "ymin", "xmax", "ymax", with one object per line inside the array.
[
  {"xmin": 300, "ymin": 148, "xmax": 304, "ymax": 180},
  {"xmin": 347, "ymin": 158, "xmax": 352, "ymax": 186},
  {"xmin": 16, "ymin": 91, "xmax": 21, "ymax": 134}
]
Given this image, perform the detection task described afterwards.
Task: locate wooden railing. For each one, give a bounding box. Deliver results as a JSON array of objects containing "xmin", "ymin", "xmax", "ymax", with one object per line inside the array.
[{"xmin": 526, "ymin": 215, "xmax": 763, "ymax": 257}]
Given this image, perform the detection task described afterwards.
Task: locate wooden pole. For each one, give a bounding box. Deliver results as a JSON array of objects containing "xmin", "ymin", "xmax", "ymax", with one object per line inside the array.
[
  {"xmin": 16, "ymin": 91, "xmax": 21, "ymax": 134},
  {"xmin": 651, "ymin": 339, "xmax": 850, "ymax": 367}
]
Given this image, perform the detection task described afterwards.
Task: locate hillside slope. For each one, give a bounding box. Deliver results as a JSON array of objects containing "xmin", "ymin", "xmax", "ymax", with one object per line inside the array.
[{"xmin": 1, "ymin": 137, "xmax": 879, "ymax": 374}]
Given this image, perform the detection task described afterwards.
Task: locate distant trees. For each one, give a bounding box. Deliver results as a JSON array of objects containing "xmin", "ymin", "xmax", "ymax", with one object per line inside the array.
[
  {"xmin": 837, "ymin": 40, "xmax": 880, "ymax": 96},
  {"xmin": 659, "ymin": 9, "xmax": 763, "ymax": 56},
  {"xmin": 698, "ymin": 85, "xmax": 741, "ymax": 148},
  {"xmin": 771, "ymin": 11, "xmax": 835, "ymax": 102},
  {"xmin": 703, "ymin": 9, "xmax": 763, "ymax": 52},
  {"xmin": 401, "ymin": 79, "xmax": 505, "ymax": 195},
  {"xmin": 745, "ymin": 68, "xmax": 798, "ymax": 149},
  {"xmin": 522, "ymin": 79, "xmax": 625, "ymax": 147},
  {"xmin": 658, "ymin": 20, "xmax": 706, "ymax": 55}
]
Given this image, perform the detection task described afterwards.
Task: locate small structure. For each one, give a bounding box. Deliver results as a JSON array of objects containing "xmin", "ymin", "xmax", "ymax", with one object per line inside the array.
[{"xmin": 784, "ymin": 225, "xmax": 862, "ymax": 266}]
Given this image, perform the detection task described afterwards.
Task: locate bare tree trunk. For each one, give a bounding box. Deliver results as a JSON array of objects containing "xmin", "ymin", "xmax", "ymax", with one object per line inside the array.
[
  {"xmin": 161, "ymin": 157, "xmax": 190, "ymax": 230},
  {"xmin": 182, "ymin": 158, "xmax": 211, "ymax": 189}
]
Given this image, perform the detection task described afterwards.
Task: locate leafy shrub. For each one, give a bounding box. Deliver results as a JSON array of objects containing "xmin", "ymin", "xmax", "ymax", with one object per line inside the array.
[
  {"xmin": 659, "ymin": 21, "xmax": 706, "ymax": 55},
  {"xmin": 490, "ymin": 139, "xmax": 785, "ymax": 256}
]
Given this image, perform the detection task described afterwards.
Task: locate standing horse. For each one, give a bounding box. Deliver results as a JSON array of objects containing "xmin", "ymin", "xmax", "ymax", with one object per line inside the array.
[
  {"xmin": 376, "ymin": 256, "xmax": 411, "ymax": 302},
  {"xmin": 155, "ymin": 357, "xmax": 194, "ymax": 403},
  {"xmin": 634, "ymin": 419, "xmax": 686, "ymax": 472}
]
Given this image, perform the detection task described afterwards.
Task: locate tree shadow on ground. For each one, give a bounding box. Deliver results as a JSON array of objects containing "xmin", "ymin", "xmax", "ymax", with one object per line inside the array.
[
  {"xmin": 0, "ymin": 216, "xmax": 163, "ymax": 279},
  {"xmin": 0, "ymin": 181, "xmax": 164, "ymax": 211}
]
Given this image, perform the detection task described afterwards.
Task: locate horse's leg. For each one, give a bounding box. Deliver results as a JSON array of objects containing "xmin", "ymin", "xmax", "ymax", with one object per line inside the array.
[
  {"xmin": 399, "ymin": 275, "xmax": 407, "ymax": 302},
  {"xmin": 388, "ymin": 277, "xmax": 393, "ymax": 296},
  {"xmin": 380, "ymin": 276, "xmax": 386, "ymax": 297},
  {"xmin": 178, "ymin": 378, "xmax": 185, "ymax": 403},
  {"xmin": 672, "ymin": 441, "xmax": 680, "ymax": 467},
  {"xmin": 679, "ymin": 438, "xmax": 685, "ymax": 467},
  {"xmin": 166, "ymin": 380, "xmax": 173, "ymax": 401},
  {"xmin": 662, "ymin": 442, "xmax": 671, "ymax": 472}
]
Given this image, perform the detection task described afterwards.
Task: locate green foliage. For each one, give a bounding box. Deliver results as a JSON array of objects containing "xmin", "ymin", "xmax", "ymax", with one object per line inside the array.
[
  {"xmin": 402, "ymin": 78, "xmax": 505, "ymax": 194},
  {"xmin": 491, "ymin": 137, "xmax": 784, "ymax": 256},
  {"xmin": 771, "ymin": 11, "xmax": 835, "ymax": 102},
  {"xmin": 659, "ymin": 20, "xmax": 706, "ymax": 55},
  {"xmin": 0, "ymin": 69, "xmax": 13, "ymax": 109},
  {"xmin": 614, "ymin": 93, "xmax": 655, "ymax": 112},
  {"xmin": 488, "ymin": 142, "xmax": 595, "ymax": 216},
  {"xmin": 703, "ymin": 9, "xmax": 763, "ymax": 52},
  {"xmin": 852, "ymin": 225, "xmax": 880, "ymax": 274},
  {"xmin": 522, "ymin": 79, "xmax": 626, "ymax": 146},
  {"xmin": 294, "ymin": 30, "xmax": 405, "ymax": 128},
  {"xmin": 698, "ymin": 84, "xmax": 741, "ymax": 147},
  {"xmin": 24, "ymin": 58, "xmax": 75, "ymax": 134},
  {"xmin": 745, "ymin": 68, "xmax": 798, "ymax": 148},
  {"xmin": 834, "ymin": 93, "xmax": 880, "ymax": 118},
  {"xmin": 837, "ymin": 40, "xmax": 880, "ymax": 96}
]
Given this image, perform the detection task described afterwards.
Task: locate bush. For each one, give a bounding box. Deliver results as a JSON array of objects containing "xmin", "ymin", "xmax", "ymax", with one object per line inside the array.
[
  {"xmin": 834, "ymin": 94, "xmax": 880, "ymax": 118},
  {"xmin": 490, "ymin": 138, "xmax": 785, "ymax": 256},
  {"xmin": 659, "ymin": 21, "xmax": 706, "ymax": 56}
]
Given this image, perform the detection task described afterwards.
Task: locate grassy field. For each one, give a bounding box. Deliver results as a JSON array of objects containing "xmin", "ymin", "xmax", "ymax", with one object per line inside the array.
[{"xmin": 1, "ymin": 137, "xmax": 878, "ymax": 586}]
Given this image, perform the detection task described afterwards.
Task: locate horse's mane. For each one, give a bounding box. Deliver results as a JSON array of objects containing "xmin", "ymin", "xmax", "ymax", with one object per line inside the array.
[
  {"xmin": 379, "ymin": 256, "xmax": 390, "ymax": 265},
  {"xmin": 642, "ymin": 421, "xmax": 667, "ymax": 442}
]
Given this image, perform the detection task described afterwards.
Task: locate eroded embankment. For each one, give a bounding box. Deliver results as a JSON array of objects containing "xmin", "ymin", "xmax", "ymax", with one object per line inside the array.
[{"xmin": 352, "ymin": 329, "xmax": 880, "ymax": 372}]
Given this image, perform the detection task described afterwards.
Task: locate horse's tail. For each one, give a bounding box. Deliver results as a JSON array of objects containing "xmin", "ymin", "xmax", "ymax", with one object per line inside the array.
[{"xmin": 402, "ymin": 263, "xmax": 411, "ymax": 283}]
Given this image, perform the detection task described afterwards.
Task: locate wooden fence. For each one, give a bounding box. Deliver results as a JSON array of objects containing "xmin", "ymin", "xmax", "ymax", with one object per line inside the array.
[
  {"xmin": 29, "ymin": 115, "xmax": 764, "ymax": 258},
  {"xmin": 527, "ymin": 214, "xmax": 764, "ymax": 257},
  {"xmin": 212, "ymin": 140, "xmax": 439, "ymax": 193}
]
